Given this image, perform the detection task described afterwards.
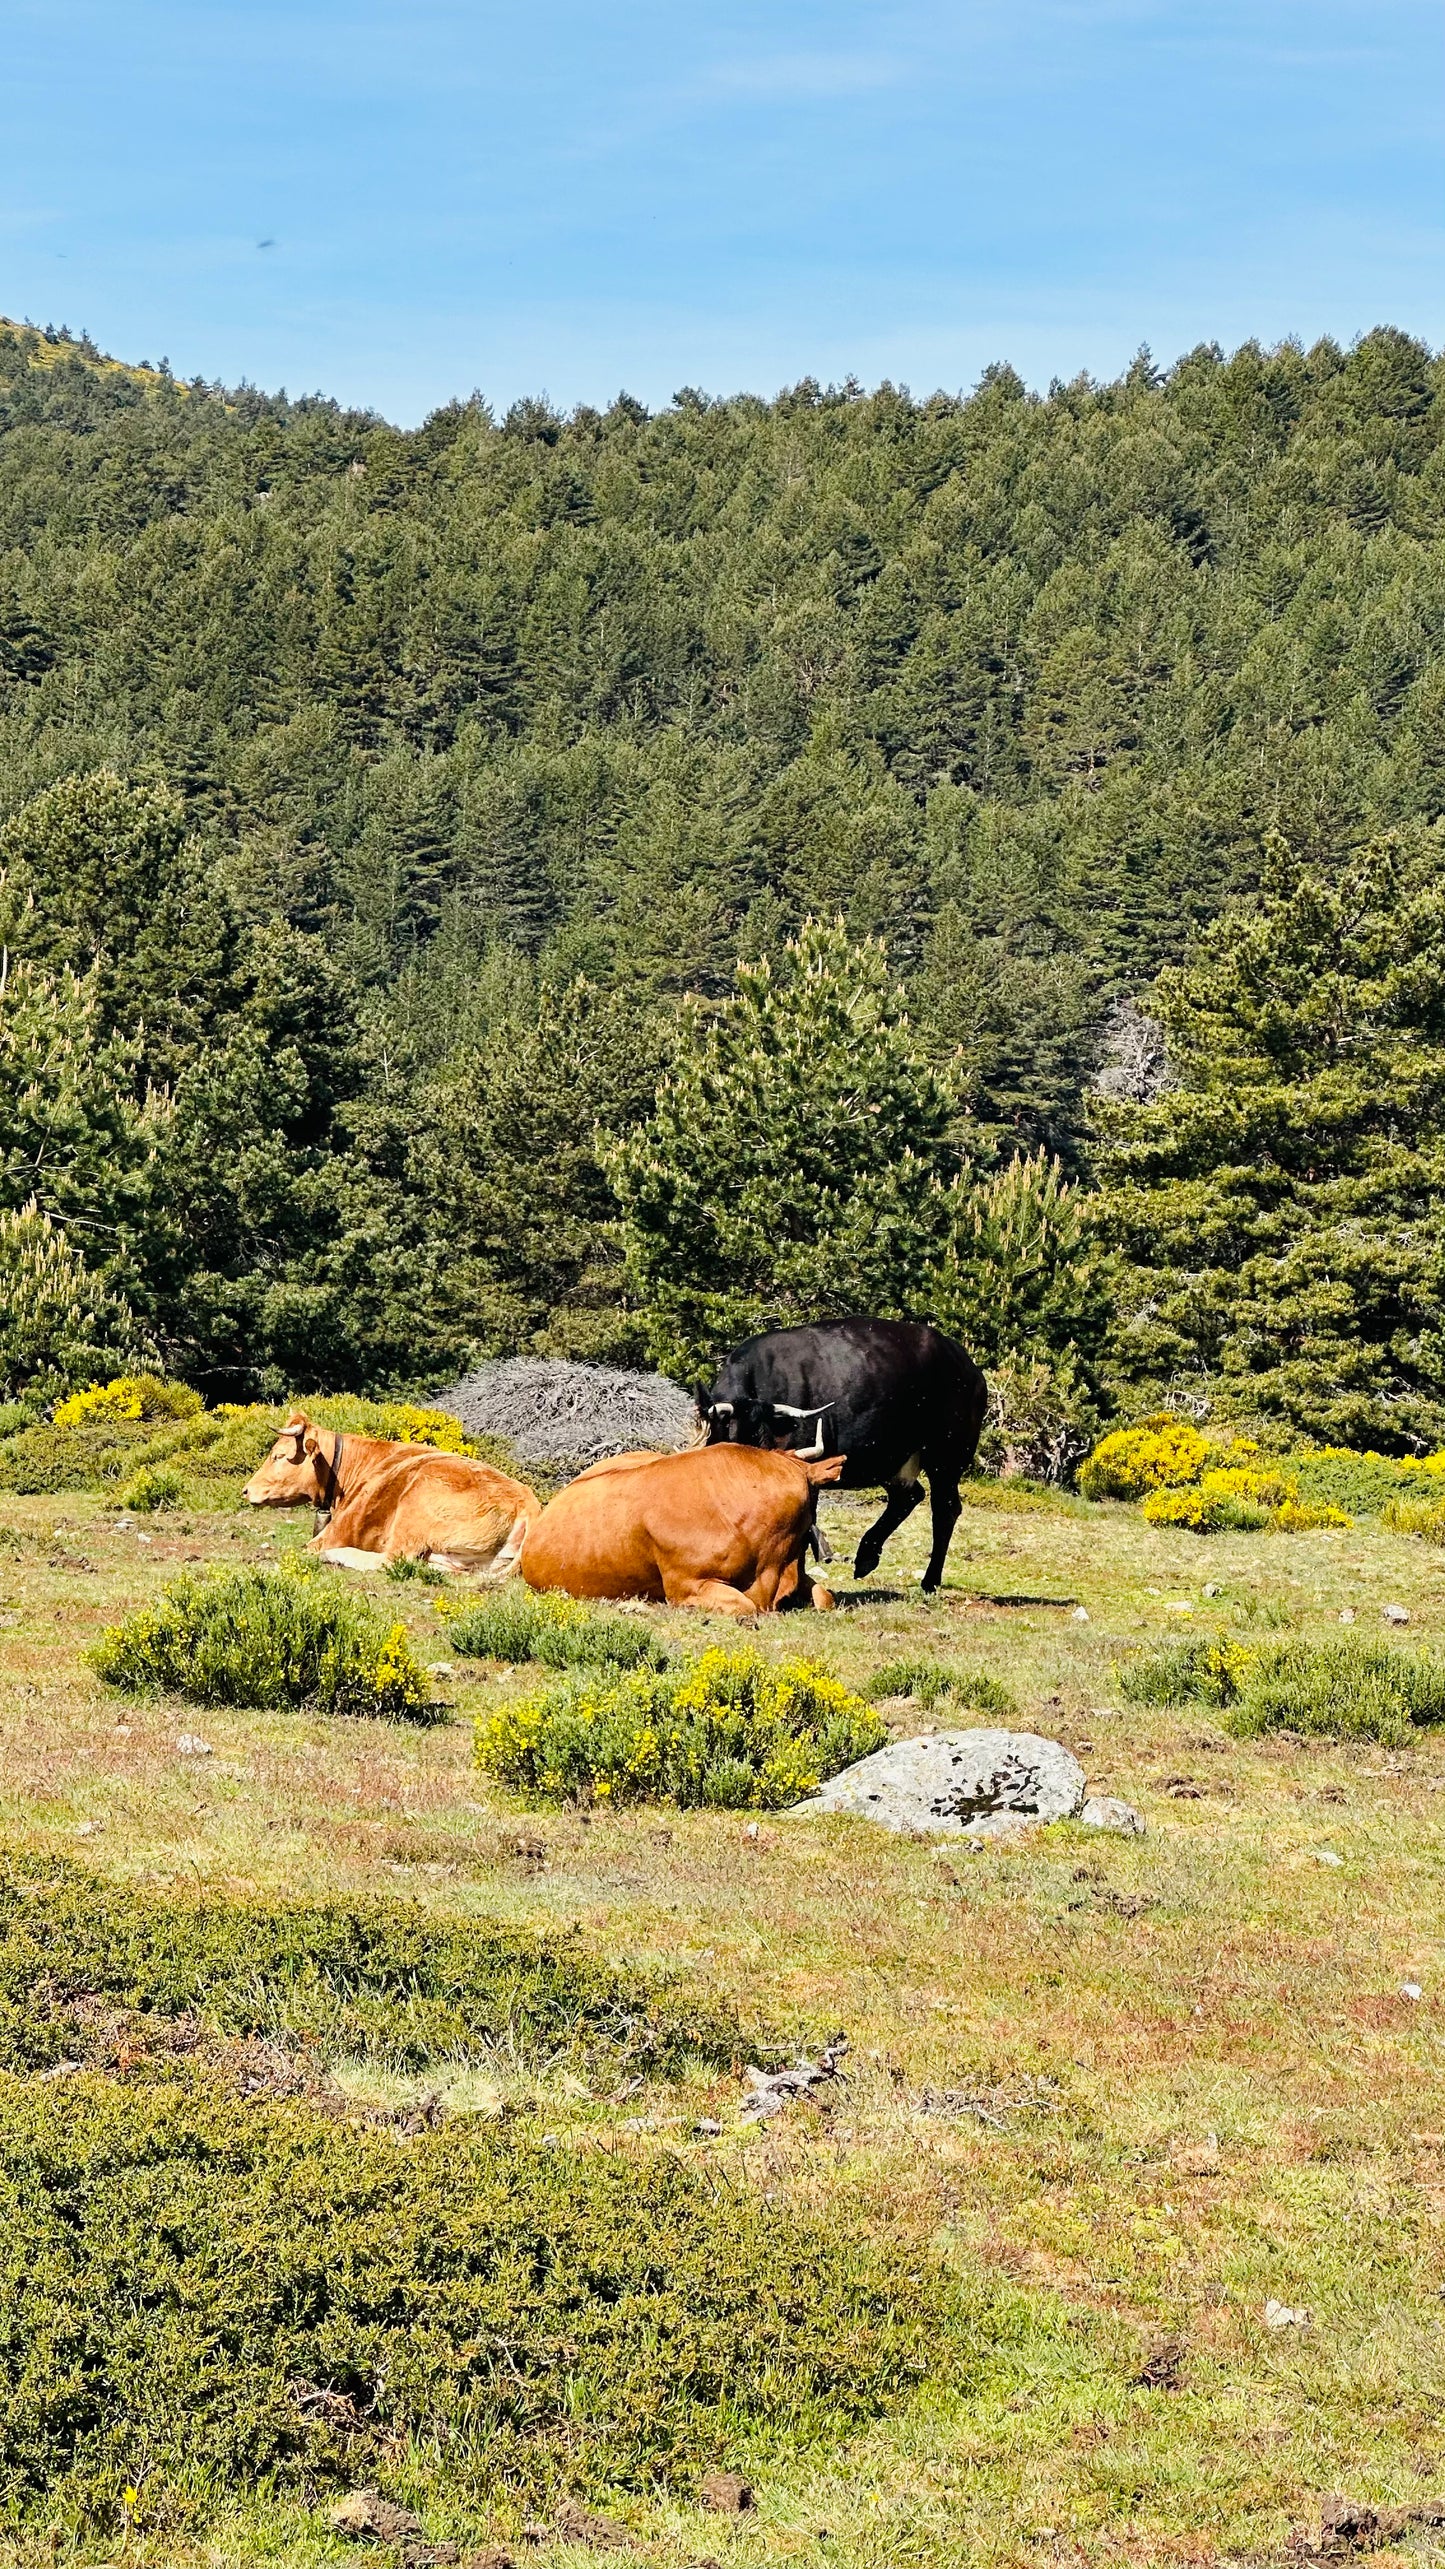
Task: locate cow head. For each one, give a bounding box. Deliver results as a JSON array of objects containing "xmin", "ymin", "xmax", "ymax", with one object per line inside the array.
[
  {"xmin": 244, "ymin": 1413, "xmax": 333, "ymax": 1508},
  {"xmin": 700, "ymin": 1395, "xmax": 834, "ymax": 1460}
]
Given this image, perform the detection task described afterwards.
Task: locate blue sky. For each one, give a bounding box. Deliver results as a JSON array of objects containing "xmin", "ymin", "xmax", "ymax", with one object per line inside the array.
[{"xmin": 3, "ymin": 1, "xmax": 1441, "ymax": 424}]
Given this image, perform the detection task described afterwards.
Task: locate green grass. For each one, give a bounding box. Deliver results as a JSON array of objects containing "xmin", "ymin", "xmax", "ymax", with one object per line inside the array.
[
  {"xmin": 446, "ymin": 1583, "xmax": 669, "ymax": 1670},
  {"xmin": 862, "ymin": 1658, "xmax": 1017, "ymax": 1716},
  {"xmin": 91, "ymin": 1563, "xmax": 438, "ymax": 1722},
  {"xmin": 0, "ymin": 2071, "xmax": 943, "ymax": 2533},
  {"xmin": 0, "ymin": 1855, "xmax": 742, "ymax": 2074}
]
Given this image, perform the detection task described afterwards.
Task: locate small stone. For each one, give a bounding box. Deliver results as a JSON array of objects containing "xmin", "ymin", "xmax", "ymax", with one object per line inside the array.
[
  {"xmin": 1383, "ymin": 1603, "xmax": 1411, "ymax": 1626},
  {"xmin": 744, "ymin": 1821, "xmax": 759, "ymax": 1839},
  {"xmin": 1079, "ymin": 1795, "xmax": 1145, "ymax": 1836},
  {"xmin": 175, "ymin": 1733, "xmax": 212, "ymax": 1757},
  {"xmin": 1071, "ymin": 1605, "xmax": 1090, "ymax": 1622},
  {"xmin": 1314, "ymin": 1849, "xmax": 1344, "ymax": 1866},
  {"xmin": 426, "ymin": 1662, "xmax": 455, "ymax": 1679},
  {"xmin": 694, "ymin": 2118, "xmax": 723, "ymax": 2137},
  {"xmin": 1263, "ymin": 2298, "xmax": 1310, "ymax": 2329},
  {"xmin": 1203, "ymin": 1583, "xmax": 1220, "ymax": 1599},
  {"xmin": 700, "ymin": 2469, "xmax": 755, "ymax": 2514},
  {"xmin": 74, "ymin": 1820, "xmax": 100, "ymax": 1838},
  {"xmin": 136, "ymin": 1533, "xmax": 153, "ymax": 1545},
  {"xmin": 1340, "ymin": 1607, "xmax": 1357, "ymax": 1625},
  {"xmin": 1401, "ymin": 1981, "xmax": 1424, "ymax": 2002}
]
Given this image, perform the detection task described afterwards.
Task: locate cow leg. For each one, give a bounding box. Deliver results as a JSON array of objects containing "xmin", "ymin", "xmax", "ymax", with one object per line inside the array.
[
  {"xmin": 318, "ymin": 1546, "xmax": 387, "ymax": 1574},
  {"xmin": 854, "ymin": 1467, "xmax": 925, "ymax": 1579},
  {"xmin": 661, "ymin": 1572, "xmax": 760, "ymax": 1620},
  {"xmin": 809, "ymin": 1521, "xmax": 835, "ymax": 1564},
  {"xmin": 920, "ymin": 1469, "xmax": 962, "ymax": 1594}
]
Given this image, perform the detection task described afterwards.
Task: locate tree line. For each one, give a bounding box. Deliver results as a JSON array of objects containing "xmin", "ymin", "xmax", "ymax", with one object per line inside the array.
[{"xmin": 2, "ymin": 316, "xmax": 1444, "ymax": 1455}]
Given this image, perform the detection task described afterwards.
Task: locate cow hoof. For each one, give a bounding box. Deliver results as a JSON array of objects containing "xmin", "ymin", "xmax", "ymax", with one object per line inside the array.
[
  {"xmin": 810, "ymin": 1584, "xmax": 837, "ymax": 1612},
  {"xmin": 854, "ymin": 1550, "xmax": 880, "ymax": 1580}
]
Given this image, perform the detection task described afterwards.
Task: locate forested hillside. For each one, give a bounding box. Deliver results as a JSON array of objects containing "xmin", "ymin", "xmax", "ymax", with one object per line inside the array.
[{"xmin": 4, "ymin": 315, "xmax": 1445, "ymax": 1427}]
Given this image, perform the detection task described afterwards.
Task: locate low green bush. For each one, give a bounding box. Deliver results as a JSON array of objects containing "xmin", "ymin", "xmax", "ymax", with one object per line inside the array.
[
  {"xmin": 0, "ymin": 1389, "xmax": 522, "ymax": 1498},
  {"xmin": 479, "ymin": 1647, "xmax": 886, "ymax": 1809},
  {"xmin": 862, "ymin": 1659, "xmax": 1016, "ymax": 1717},
  {"xmin": 1120, "ymin": 1634, "xmax": 1445, "ymax": 1743},
  {"xmin": 447, "ymin": 1584, "xmax": 668, "ymax": 1671},
  {"xmin": 1289, "ymin": 1445, "xmax": 1445, "ymax": 1519},
  {"xmin": 384, "ymin": 1552, "xmax": 451, "ymax": 1586},
  {"xmin": 116, "ymin": 1461, "xmax": 186, "ymax": 1512},
  {"xmin": 0, "ymin": 1855, "xmax": 740, "ymax": 2073},
  {"xmin": 1382, "ymin": 1495, "xmax": 1445, "ymax": 1543},
  {"xmin": 90, "ymin": 1563, "xmax": 437, "ymax": 1722},
  {"xmin": 0, "ymin": 2072, "xmax": 943, "ymax": 2529}
]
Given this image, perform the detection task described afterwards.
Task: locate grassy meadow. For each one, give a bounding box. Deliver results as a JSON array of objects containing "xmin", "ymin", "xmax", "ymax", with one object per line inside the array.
[{"xmin": 1, "ymin": 1470, "xmax": 1444, "ymax": 2567}]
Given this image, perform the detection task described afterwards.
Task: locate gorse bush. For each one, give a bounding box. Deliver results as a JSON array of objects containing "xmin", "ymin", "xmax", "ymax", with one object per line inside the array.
[
  {"xmin": 446, "ymin": 1584, "xmax": 669, "ymax": 1671},
  {"xmin": 0, "ymin": 1856, "xmax": 740, "ymax": 2073},
  {"xmin": 478, "ymin": 1649, "xmax": 887, "ymax": 1809},
  {"xmin": 91, "ymin": 1563, "xmax": 437, "ymax": 1722},
  {"xmin": 1079, "ymin": 1416, "xmax": 1209, "ymax": 1501},
  {"xmin": 1082, "ymin": 1419, "xmax": 1351, "ymax": 1531},
  {"xmin": 0, "ymin": 2074, "xmax": 943, "ymax": 2529},
  {"xmin": 1383, "ymin": 1496, "xmax": 1445, "ymax": 1542},
  {"xmin": 862, "ymin": 1659, "xmax": 1017, "ymax": 1717},
  {"xmin": 52, "ymin": 1373, "xmax": 202, "ymax": 1429},
  {"xmin": 1120, "ymin": 1634, "xmax": 1445, "ymax": 1743}
]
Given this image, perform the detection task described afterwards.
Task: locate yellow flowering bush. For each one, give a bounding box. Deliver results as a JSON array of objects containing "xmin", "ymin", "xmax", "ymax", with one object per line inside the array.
[
  {"xmin": 52, "ymin": 1373, "xmax": 202, "ymax": 1430},
  {"xmin": 477, "ymin": 1647, "xmax": 886, "ymax": 1809},
  {"xmin": 1085, "ymin": 1420, "xmax": 1355, "ymax": 1533},
  {"xmin": 1078, "ymin": 1416, "xmax": 1209, "ymax": 1501}
]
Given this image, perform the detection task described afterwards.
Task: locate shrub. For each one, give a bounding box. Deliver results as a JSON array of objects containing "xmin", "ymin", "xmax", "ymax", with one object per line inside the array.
[
  {"xmin": 1078, "ymin": 1415, "xmax": 1209, "ymax": 1501},
  {"xmin": 478, "ymin": 1649, "xmax": 887, "ymax": 1809},
  {"xmin": 52, "ymin": 1372, "xmax": 202, "ymax": 1429},
  {"xmin": 116, "ymin": 1461, "xmax": 185, "ymax": 1512},
  {"xmin": 1120, "ymin": 1635, "xmax": 1445, "ymax": 1744},
  {"xmin": 862, "ymin": 1659, "xmax": 1017, "ymax": 1716},
  {"xmin": 0, "ymin": 1391, "xmax": 518, "ymax": 1498},
  {"xmin": 1285, "ymin": 1444, "xmax": 1445, "ymax": 1520},
  {"xmin": 1382, "ymin": 1496, "xmax": 1445, "ymax": 1543},
  {"xmin": 385, "ymin": 1552, "xmax": 450, "ymax": 1586},
  {"xmin": 90, "ymin": 1563, "xmax": 437, "ymax": 1722},
  {"xmin": 0, "ymin": 2073, "xmax": 944, "ymax": 2528},
  {"xmin": 0, "ymin": 1855, "xmax": 741, "ymax": 2074},
  {"xmin": 447, "ymin": 1585, "xmax": 669, "ymax": 1671}
]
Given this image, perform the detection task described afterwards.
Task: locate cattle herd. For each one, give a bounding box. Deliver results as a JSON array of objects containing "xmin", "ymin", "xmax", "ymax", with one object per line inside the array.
[{"xmin": 245, "ymin": 1320, "xmax": 989, "ymax": 1613}]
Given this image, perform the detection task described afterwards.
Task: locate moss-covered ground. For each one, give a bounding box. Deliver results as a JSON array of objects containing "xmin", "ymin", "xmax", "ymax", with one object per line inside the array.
[{"xmin": 2, "ymin": 1478, "xmax": 1444, "ymax": 2565}]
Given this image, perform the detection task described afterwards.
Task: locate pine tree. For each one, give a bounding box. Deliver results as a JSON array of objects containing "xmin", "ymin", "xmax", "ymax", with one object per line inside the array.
[
  {"xmin": 609, "ymin": 920, "xmax": 969, "ymax": 1382},
  {"xmin": 0, "ymin": 1202, "xmax": 148, "ymax": 1401},
  {"xmin": 1093, "ymin": 836, "xmax": 1445, "ymax": 1448},
  {"xmin": 0, "ymin": 954, "xmax": 155, "ymax": 1250}
]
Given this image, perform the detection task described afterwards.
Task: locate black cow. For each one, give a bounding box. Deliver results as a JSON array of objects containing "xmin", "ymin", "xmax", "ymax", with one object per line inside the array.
[{"xmin": 700, "ymin": 1318, "xmax": 987, "ymax": 1593}]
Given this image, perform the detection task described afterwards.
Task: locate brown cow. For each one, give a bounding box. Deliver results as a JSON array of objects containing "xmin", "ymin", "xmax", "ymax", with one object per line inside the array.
[
  {"xmin": 519, "ymin": 1444, "xmax": 844, "ymax": 1616},
  {"xmin": 243, "ymin": 1413, "xmax": 540, "ymax": 1574}
]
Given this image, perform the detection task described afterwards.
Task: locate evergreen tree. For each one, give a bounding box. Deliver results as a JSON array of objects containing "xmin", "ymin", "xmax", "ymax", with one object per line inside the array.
[
  {"xmin": 610, "ymin": 920, "xmax": 968, "ymax": 1382},
  {"xmin": 0, "ymin": 1202, "xmax": 148, "ymax": 1401},
  {"xmin": 1093, "ymin": 836, "xmax": 1445, "ymax": 1448},
  {"xmin": 0, "ymin": 955, "xmax": 155, "ymax": 1252}
]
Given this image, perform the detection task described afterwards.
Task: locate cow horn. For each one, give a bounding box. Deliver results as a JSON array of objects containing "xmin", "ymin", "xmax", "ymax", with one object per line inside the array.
[
  {"xmin": 771, "ymin": 1401, "xmax": 834, "ymax": 1419},
  {"xmin": 709, "ymin": 1400, "xmax": 734, "ymax": 1418}
]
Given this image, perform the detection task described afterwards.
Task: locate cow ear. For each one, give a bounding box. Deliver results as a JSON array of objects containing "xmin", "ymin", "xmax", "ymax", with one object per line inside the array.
[{"xmin": 300, "ymin": 1422, "xmax": 323, "ymax": 1458}]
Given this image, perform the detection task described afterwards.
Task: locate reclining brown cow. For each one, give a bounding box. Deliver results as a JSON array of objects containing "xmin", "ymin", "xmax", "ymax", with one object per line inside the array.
[
  {"xmin": 519, "ymin": 1444, "xmax": 844, "ymax": 1616},
  {"xmin": 244, "ymin": 1413, "xmax": 540, "ymax": 1574}
]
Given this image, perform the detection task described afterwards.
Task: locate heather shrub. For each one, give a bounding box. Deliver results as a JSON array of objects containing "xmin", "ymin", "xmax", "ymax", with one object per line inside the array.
[
  {"xmin": 447, "ymin": 1584, "xmax": 668, "ymax": 1671},
  {"xmin": 0, "ymin": 1855, "xmax": 741, "ymax": 2074},
  {"xmin": 0, "ymin": 2073, "xmax": 942, "ymax": 2528},
  {"xmin": 91, "ymin": 1563, "xmax": 436, "ymax": 1722},
  {"xmin": 479, "ymin": 1648, "xmax": 885, "ymax": 1809}
]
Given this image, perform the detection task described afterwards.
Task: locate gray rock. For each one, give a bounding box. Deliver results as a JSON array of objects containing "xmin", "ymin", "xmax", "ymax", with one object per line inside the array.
[
  {"xmin": 1079, "ymin": 1794, "xmax": 1146, "ymax": 1836},
  {"xmin": 786, "ymin": 1729, "xmax": 1087, "ymax": 1838}
]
